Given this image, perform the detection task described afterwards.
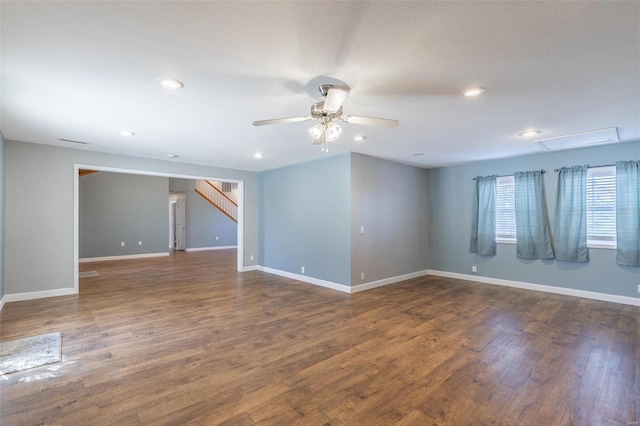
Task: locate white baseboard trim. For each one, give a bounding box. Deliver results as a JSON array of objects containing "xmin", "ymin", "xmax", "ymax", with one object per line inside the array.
[
  {"xmin": 4, "ymin": 287, "xmax": 77, "ymax": 304},
  {"xmin": 255, "ymin": 266, "xmax": 430, "ymax": 294},
  {"xmin": 0, "ymin": 296, "xmax": 5, "ymax": 311},
  {"xmin": 242, "ymin": 265, "xmax": 259, "ymax": 272},
  {"xmin": 351, "ymin": 269, "xmax": 430, "ymax": 293},
  {"xmin": 185, "ymin": 246, "xmax": 237, "ymax": 252},
  {"xmin": 427, "ymin": 270, "xmax": 640, "ymax": 307},
  {"xmin": 257, "ymin": 266, "xmax": 352, "ymax": 293},
  {"xmin": 79, "ymin": 252, "xmax": 169, "ymax": 263}
]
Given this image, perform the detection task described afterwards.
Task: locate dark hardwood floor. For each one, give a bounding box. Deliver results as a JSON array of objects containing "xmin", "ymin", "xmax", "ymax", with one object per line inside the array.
[{"xmin": 1, "ymin": 249, "xmax": 638, "ymax": 425}]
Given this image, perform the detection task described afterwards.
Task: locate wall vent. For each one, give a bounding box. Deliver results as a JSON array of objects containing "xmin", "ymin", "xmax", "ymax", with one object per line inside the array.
[{"xmin": 534, "ymin": 127, "xmax": 619, "ymax": 151}]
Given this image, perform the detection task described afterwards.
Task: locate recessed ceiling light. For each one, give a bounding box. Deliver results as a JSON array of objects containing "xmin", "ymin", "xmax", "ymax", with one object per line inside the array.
[
  {"xmin": 353, "ymin": 135, "xmax": 367, "ymax": 142},
  {"xmin": 253, "ymin": 152, "xmax": 265, "ymax": 158},
  {"xmin": 412, "ymin": 153, "xmax": 425, "ymax": 157},
  {"xmin": 119, "ymin": 130, "xmax": 135, "ymax": 137},
  {"xmin": 157, "ymin": 77, "xmax": 184, "ymax": 89},
  {"xmin": 461, "ymin": 87, "xmax": 486, "ymax": 97},
  {"xmin": 519, "ymin": 130, "xmax": 542, "ymax": 137},
  {"xmin": 167, "ymin": 154, "xmax": 179, "ymax": 158}
]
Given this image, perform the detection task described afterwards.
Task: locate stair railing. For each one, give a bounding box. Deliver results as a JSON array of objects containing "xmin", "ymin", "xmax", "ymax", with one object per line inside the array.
[{"xmin": 194, "ymin": 180, "xmax": 238, "ymax": 222}]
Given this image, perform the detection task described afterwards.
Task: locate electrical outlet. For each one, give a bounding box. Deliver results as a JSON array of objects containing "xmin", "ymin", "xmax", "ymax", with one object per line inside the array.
[
  {"xmin": 250, "ymin": 255, "xmax": 254, "ymax": 261},
  {"xmin": 360, "ymin": 272, "xmax": 365, "ymax": 281},
  {"xmin": 216, "ymin": 236, "xmax": 219, "ymax": 240},
  {"xmin": 360, "ymin": 225, "xmax": 365, "ymax": 234},
  {"xmin": 121, "ymin": 242, "xmax": 125, "ymax": 247},
  {"xmin": 138, "ymin": 241, "xmax": 142, "ymax": 246},
  {"xmin": 301, "ymin": 266, "xmax": 305, "ymax": 274},
  {"xmin": 472, "ymin": 265, "xmax": 477, "ymax": 273},
  {"xmin": 637, "ymin": 284, "xmax": 640, "ymax": 293}
]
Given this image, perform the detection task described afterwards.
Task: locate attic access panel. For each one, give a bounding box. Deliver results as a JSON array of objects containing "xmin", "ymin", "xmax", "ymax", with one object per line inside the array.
[{"xmin": 535, "ymin": 127, "xmax": 619, "ymax": 151}]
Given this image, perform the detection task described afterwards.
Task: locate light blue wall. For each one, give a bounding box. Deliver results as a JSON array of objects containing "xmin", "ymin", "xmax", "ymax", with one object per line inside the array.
[
  {"xmin": 80, "ymin": 172, "xmax": 169, "ymax": 258},
  {"xmin": 5, "ymin": 140, "xmax": 258, "ymax": 295},
  {"xmin": 6, "ymin": 136, "xmax": 637, "ymax": 300},
  {"xmin": 427, "ymin": 140, "xmax": 640, "ymax": 298},
  {"xmin": 259, "ymin": 154, "xmax": 351, "ymax": 285},
  {"xmin": 169, "ymin": 179, "xmax": 237, "ymax": 248},
  {"xmin": 351, "ymin": 153, "xmax": 429, "ymax": 284},
  {"xmin": 0, "ymin": 131, "xmax": 5, "ymax": 302}
]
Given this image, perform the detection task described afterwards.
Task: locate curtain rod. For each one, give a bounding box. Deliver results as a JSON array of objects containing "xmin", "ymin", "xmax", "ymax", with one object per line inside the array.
[
  {"xmin": 553, "ymin": 163, "xmax": 615, "ymax": 172},
  {"xmin": 472, "ymin": 170, "xmax": 545, "ymax": 180}
]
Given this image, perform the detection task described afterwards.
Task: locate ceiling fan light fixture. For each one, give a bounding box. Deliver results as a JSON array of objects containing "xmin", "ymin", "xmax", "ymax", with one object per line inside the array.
[
  {"xmin": 253, "ymin": 152, "xmax": 265, "ymax": 158},
  {"xmin": 325, "ymin": 122, "xmax": 341, "ymax": 142},
  {"xmin": 119, "ymin": 130, "xmax": 135, "ymax": 137},
  {"xmin": 309, "ymin": 123, "xmax": 325, "ymax": 141},
  {"xmin": 461, "ymin": 87, "xmax": 486, "ymax": 97}
]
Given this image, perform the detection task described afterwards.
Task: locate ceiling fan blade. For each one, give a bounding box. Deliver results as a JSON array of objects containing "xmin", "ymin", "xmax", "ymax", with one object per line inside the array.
[
  {"xmin": 341, "ymin": 116, "xmax": 399, "ymax": 128},
  {"xmin": 323, "ymin": 88, "xmax": 349, "ymax": 112},
  {"xmin": 252, "ymin": 116, "xmax": 312, "ymax": 126}
]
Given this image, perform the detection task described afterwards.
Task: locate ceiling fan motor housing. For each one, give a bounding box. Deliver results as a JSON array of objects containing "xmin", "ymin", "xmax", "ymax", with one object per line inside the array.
[{"xmin": 310, "ymin": 102, "xmax": 343, "ymax": 120}]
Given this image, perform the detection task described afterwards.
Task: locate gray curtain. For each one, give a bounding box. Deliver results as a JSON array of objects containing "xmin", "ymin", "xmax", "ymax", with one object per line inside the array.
[
  {"xmin": 470, "ymin": 175, "xmax": 497, "ymax": 256},
  {"xmin": 616, "ymin": 161, "xmax": 640, "ymax": 266},
  {"xmin": 514, "ymin": 171, "xmax": 554, "ymax": 259},
  {"xmin": 554, "ymin": 165, "xmax": 588, "ymax": 262}
]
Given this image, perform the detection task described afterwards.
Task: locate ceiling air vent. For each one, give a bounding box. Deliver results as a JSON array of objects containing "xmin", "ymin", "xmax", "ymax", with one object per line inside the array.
[{"xmin": 534, "ymin": 127, "xmax": 619, "ymax": 151}]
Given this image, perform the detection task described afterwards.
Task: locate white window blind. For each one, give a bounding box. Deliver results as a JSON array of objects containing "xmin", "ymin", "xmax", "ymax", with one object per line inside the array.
[
  {"xmin": 496, "ymin": 175, "xmax": 516, "ymax": 242},
  {"xmin": 586, "ymin": 166, "xmax": 616, "ymax": 247}
]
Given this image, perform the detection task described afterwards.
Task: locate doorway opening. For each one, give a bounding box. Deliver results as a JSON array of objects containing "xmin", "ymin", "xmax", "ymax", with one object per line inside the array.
[{"xmin": 73, "ymin": 164, "xmax": 245, "ymax": 294}]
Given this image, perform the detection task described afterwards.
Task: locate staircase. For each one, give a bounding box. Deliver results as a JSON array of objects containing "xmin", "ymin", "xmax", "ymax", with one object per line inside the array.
[{"xmin": 194, "ymin": 180, "xmax": 238, "ymax": 222}]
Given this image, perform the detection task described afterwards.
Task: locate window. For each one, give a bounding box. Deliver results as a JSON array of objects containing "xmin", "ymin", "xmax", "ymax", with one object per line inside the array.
[
  {"xmin": 586, "ymin": 166, "xmax": 616, "ymax": 248},
  {"xmin": 221, "ymin": 182, "xmax": 233, "ymax": 193},
  {"xmin": 496, "ymin": 175, "xmax": 516, "ymax": 243}
]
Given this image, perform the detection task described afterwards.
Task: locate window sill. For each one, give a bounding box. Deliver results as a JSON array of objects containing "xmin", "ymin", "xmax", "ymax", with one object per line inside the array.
[
  {"xmin": 495, "ymin": 240, "xmax": 616, "ymax": 249},
  {"xmin": 588, "ymin": 242, "xmax": 616, "ymax": 250}
]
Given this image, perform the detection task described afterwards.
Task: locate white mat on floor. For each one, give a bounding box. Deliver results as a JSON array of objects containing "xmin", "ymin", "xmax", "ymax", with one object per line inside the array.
[{"xmin": 0, "ymin": 332, "xmax": 62, "ymax": 375}]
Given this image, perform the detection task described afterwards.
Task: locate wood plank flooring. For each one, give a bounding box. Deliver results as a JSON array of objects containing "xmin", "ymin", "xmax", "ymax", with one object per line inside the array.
[{"xmin": 1, "ymin": 249, "xmax": 638, "ymax": 425}]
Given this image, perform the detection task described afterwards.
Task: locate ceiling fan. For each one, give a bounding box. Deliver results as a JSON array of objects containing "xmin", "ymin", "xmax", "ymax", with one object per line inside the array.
[{"xmin": 252, "ymin": 84, "xmax": 399, "ymax": 151}]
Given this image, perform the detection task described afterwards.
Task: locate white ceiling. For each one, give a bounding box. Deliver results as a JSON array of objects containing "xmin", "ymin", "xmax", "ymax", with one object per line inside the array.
[{"xmin": 1, "ymin": 1, "xmax": 639, "ymax": 172}]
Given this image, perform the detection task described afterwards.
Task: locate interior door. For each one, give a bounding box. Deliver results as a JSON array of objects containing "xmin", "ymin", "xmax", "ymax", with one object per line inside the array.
[
  {"xmin": 176, "ymin": 197, "xmax": 186, "ymax": 251},
  {"xmin": 170, "ymin": 202, "xmax": 177, "ymax": 248}
]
